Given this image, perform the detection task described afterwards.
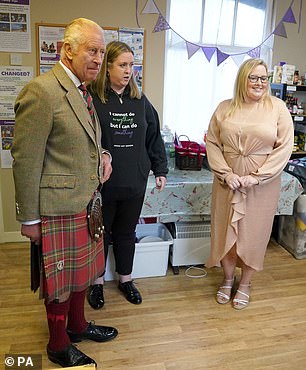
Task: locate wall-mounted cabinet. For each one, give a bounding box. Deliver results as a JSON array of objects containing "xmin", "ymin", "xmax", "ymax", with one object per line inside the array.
[{"xmin": 271, "ymin": 83, "xmax": 306, "ymax": 157}]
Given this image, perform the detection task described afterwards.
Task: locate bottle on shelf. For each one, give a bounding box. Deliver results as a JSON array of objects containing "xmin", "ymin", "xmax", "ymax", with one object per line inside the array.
[
  {"xmin": 297, "ymin": 102, "xmax": 304, "ymax": 115},
  {"xmin": 161, "ymin": 125, "xmax": 175, "ymax": 172},
  {"xmin": 292, "ymin": 97, "xmax": 298, "ymax": 114},
  {"xmin": 293, "ymin": 70, "xmax": 300, "ymax": 85}
]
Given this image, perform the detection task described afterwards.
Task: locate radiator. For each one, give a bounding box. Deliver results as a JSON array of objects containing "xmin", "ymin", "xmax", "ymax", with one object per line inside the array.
[{"xmin": 169, "ymin": 220, "xmax": 211, "ymax": 272}]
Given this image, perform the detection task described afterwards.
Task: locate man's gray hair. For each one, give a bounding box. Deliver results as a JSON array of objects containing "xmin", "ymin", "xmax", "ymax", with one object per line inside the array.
[{"xmin": 60, "ymin": 18, "xmax": 103, "ymax": 59}]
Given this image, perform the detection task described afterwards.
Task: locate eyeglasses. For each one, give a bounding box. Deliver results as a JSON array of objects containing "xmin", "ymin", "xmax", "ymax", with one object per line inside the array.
[{"xmin": 248, "ymin": 75, "xmax": 268, "ymax": 83}]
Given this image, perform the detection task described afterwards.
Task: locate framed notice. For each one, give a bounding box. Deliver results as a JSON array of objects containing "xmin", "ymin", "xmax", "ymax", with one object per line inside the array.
[
  {"xmin": 35, "ymin": 23, "xmax": 145, "ymax": 91},
  {"xmin": 104, "ymin": 27, "xmax": 119, "ymax": 45},
  {"xmin": 36, "ymin": 23, "xmax": 66, "ymax": 75},
  {"xmin": 0, "ymin": 0, "xmax": 31, "ymax": 52},
  {"xmin": 104, "ymin": 27, "xmax": 145, "ymax": 91}
]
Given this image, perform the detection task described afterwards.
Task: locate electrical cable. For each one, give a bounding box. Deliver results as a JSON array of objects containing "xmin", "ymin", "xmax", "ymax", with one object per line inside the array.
[{"xmin": 185, "ymin": 265, "xmax": 207, "ymax": 278}]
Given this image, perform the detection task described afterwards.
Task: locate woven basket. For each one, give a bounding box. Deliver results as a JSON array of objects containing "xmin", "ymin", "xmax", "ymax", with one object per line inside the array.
[{"xmin": 175, "ymin": 135, "xmax": 206, "ymax": 171}]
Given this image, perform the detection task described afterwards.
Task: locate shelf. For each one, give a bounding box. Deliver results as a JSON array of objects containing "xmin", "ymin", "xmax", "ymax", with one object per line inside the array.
[
  {"xmin": 271, "ymin": 83, "xmax": 306, "ymax": 92},
  {"xmin": 286, "ymin": 84, "xmax": 306, "ymax": 92},
  {"xmin": 271, "ymin": 83, "xmax": 306, "ymax": 100},
  {"xmin": 270, "ymin": 84, "xmax": 306, "ymax": 155},
  {"xmin": 291, "ymin": 151, "xmax": 306, "ymax": 158}
]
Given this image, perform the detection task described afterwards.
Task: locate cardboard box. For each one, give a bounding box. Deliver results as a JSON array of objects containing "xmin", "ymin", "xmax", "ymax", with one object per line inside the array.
[
  {"xmin": 278, "ymin": 194, "xmax": 306, "ymax": 259},
  {"xmin": 104, "ymin": 223, "xmax": 173, "ymax": 280},
  {"xmin": 281, "ymin": 64, "xmax": 295, "ymax": 84},
  {"xmin": 272, "ymin": 65, "xmax": 282, "ymax": 83}
]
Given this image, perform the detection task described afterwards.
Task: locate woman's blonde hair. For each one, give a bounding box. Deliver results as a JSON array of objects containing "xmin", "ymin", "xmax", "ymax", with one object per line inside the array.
[
  {"xmin": 89, "ymin": 41, "xmax": 141, "ymax": 103},
  {"xmin": 226, "ymin": 58, "xmax": 272, "ymax": 118}
]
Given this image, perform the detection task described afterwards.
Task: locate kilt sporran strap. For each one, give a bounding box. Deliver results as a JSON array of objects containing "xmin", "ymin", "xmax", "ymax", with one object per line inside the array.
[{"xmin": 87, "ymin": 187, "xmax": 104, "ymax": 241}]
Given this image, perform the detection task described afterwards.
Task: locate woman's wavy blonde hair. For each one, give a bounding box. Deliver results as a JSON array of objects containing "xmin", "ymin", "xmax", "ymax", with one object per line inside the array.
[
  {"xmin": 225, "ymin": 58, "xmax": 272, "ymax": 118},
  {"xmin": 89, "ymin": 41, "xmax": 141, "ymax": 103}
]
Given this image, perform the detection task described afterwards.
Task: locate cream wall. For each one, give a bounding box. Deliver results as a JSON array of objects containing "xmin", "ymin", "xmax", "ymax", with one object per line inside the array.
[
  {"xmin": 0, "ymin": 0, "xmax": 305, "ymax": 243},
  {"xmin": 272, "ymin": 0, "xmax": 306, "ymax": 70}
]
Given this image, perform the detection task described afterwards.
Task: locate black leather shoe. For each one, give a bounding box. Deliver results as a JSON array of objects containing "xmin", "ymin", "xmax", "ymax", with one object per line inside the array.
[
  {"xmin": 67, "ymin": 321, "xmax": 118, "ymax": 343},
  {"xmin": 118, "ymin": 281, "xmax": 142, "ymax": 304},
  {"xmin": 87, "ymin": 284, "xmax": 104, "ymax": 309},
  {"xmin": 47, "ymin": 344, "xmax": 97, "ymax": 368}
]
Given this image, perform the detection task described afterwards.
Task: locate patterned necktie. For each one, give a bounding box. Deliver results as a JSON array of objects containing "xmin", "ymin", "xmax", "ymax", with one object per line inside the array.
[{"xmin": 78, "ymin": 84, "xmax": 95, "ymax": 124}]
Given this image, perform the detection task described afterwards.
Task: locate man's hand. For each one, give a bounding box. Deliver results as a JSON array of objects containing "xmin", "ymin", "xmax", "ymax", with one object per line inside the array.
[
  {"xmin": 21, "ymin": 223, "xmax": 41, "ymax": 244},
  {"xmin": 101, "ymin": 153, "xmax": 112, "ymax": 183}
]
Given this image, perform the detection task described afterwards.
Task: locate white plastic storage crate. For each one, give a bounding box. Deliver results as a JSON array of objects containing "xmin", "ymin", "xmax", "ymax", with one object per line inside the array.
[
  {"xmin": 104, "ymin": 223, "xmax": 173, "ymax": 281},
  {"xmin": 169, "ymin": 220, "xmax": 211, "ymax": 272},
  {"xmin": 278, "ymin": 194, "xmax": 306, "ymax": 259}
]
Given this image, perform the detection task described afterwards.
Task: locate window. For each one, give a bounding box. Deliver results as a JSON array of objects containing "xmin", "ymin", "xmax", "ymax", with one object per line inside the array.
[{"xmin": 163, "ymin": 0, "xmax": 274, "ymax": 141}]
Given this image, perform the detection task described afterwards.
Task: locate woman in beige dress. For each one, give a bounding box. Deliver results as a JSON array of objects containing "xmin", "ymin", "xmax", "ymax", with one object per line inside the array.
[{"xmin": 206, "ymin": 58, "xmax": 294, "ymax": 310}]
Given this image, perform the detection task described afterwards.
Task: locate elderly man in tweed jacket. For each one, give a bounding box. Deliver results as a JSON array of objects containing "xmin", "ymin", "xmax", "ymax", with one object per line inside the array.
[{"xmin": 12, "ymin": 18, "xmax": 118, "ymax": 368}]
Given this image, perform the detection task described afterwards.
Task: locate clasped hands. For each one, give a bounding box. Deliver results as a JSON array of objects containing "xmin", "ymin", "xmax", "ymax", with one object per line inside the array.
[{"xmin": 225, "ymin": 173, "xmax": 259, "ymax": 190}]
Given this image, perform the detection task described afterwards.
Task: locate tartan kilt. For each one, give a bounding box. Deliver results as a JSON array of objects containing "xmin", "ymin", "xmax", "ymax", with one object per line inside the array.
[{"xmin": 39, "ymin": 209, "xmax": 104, "ymax": 301}]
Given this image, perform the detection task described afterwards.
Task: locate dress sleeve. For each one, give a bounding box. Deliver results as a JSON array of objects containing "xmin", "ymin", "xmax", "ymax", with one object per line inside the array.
[
  {"xmin": 206, "ymin": 101, "xmax": 233, "ymax": 184},
  {"xmin": 251, "ymin": 98, "xmax": 294, "ymax": 184}
]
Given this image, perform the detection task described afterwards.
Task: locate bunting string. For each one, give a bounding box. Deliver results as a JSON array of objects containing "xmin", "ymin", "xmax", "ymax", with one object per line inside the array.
[
  {"xmin": 137, "ymin": 0, "xmax": 303, "ymax": 66},
  {"xmin": 298, "ymin": 0, "xmax": 303, "ymax": 32}
]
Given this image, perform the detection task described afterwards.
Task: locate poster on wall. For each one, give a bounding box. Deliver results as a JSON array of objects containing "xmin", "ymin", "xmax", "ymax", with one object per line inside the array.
[
  {"xmin": 36, "ymin": 23, "xmax": 66, "ymax": 75},
  {"xmin": 0, "ymin": 65, "xmax": 33, "ymax": 168},
  {"xmin": 0, "ymin": 65, "xmax": 33, "ymax": 119},
  {"xmin": 104, "ymin": 28, "xmax": 119, "ymax": 45},
  {"xmin": 119, "ymin": 27, "xmax": 144, "ymax": 64},
  {"xmin": 1, "ymin": 120, "xmax": 14, "ymax": 168},
  {"xmin": 0, "ymin": 0, "xmax": 31, "ymax": 52},
  {"xmin": 133, "ymin": 64, "xmax": 143, "ymax": 92}
]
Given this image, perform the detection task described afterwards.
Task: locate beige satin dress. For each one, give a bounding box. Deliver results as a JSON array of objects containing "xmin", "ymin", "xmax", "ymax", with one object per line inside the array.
[{"xmin": 206, "ymin": 96, "xmax": 294, "ymax": 271}]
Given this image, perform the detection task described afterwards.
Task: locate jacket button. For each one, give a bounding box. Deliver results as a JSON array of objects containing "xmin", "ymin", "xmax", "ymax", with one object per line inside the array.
[
  {"xmin": 91, "ymin": 175, "xmax": 96, "ymax": 180},
  {"xmin": 90, "ymin": 152, "xmax": 96, "ymax": 158}
]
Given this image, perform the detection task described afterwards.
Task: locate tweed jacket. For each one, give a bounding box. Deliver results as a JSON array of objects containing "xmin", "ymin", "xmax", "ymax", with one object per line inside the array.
[{"xmin": 12, "ymin": 63, "xmax": 104, "ymax": 222}]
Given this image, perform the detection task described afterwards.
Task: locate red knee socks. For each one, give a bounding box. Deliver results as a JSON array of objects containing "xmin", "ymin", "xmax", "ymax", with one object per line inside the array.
[
  {"xmin": 67, "ymin": 289, "xmax": 88, "ymax": 334},
  {"xmin": 45, "ymin": 298, "xmax": 71, "ymax": 352}
]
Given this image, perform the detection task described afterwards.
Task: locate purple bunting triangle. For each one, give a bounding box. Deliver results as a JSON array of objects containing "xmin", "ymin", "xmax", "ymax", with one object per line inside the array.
[
  {"xmin": 202, "ymin": 47, "xmax": 216, "ymax": 61},
  {"xmin": 153, "ymin": 15, "xmax": 171, "ymax": 32},
  {"xmin": 216, "ymin": 49, "xmax": 229, "ymax": 66},
  {"xmin": 282, "ymin": 6, "xmax": 296, "ymax": 23},
  {"xmin": 247, "ymin": 46, "xmax": 261, "ymax": 58},
  {"xmin": 273, "ymin": 21, "xmax": 287, "ymax": 38},
  {"xmin": 142, "ymin": 0, "xmax": 159, "ymax": 14},
  {"xmin": 186, "ymin": 41, "xmax": 200, "ymax": 59}
]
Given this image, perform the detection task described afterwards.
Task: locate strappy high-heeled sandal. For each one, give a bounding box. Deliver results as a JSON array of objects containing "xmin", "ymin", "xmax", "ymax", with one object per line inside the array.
[
  {"xmin": 232, "ymin": 283, "xmax": 251, "ymax": 310},
  {"xmin": 216, "ymin": 277, "xmax": 235, "ymax": 304}
]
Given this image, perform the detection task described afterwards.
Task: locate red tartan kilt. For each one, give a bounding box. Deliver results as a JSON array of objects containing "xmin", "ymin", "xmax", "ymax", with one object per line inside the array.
[{"xmin": 40, "ymin": 209, "xmax": 104, "ymax": 301}]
